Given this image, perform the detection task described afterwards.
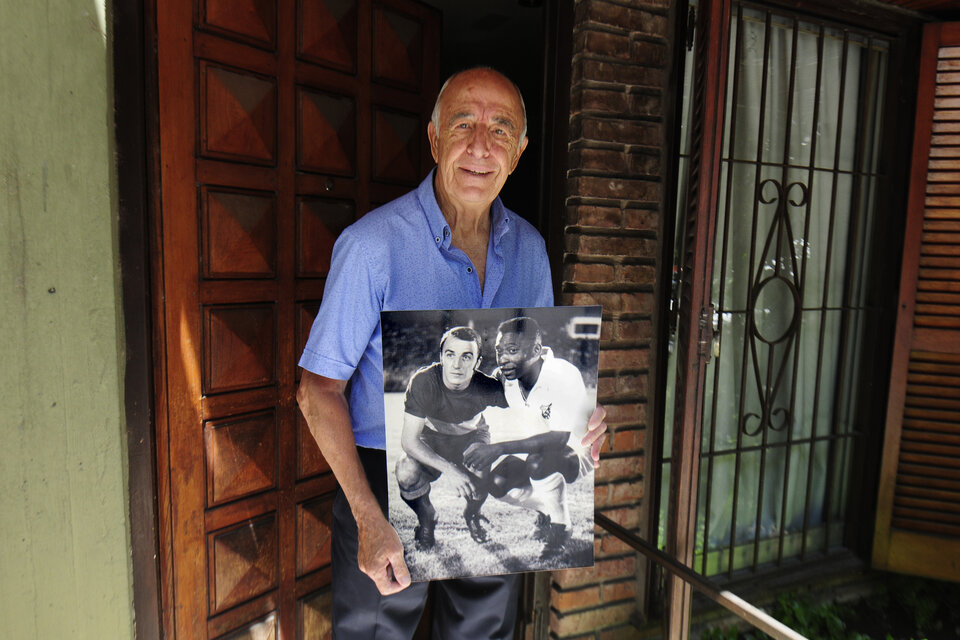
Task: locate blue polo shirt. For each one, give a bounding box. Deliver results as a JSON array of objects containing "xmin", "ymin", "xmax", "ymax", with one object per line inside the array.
[{"xmin": 298, "ymin": 169, "xmax": 553, "ymax": 449}]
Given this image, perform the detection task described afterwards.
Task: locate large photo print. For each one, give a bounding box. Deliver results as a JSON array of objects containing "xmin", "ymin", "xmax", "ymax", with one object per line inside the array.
[{"xmin": 381, "ymin": 306, "xmax": 601, "ymax": 581}]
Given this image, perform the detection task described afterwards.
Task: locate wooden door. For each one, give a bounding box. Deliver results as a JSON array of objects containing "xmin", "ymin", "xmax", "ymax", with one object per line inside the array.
[
  {"xmin": 152, "ymin": 1, "xmax": 439, "ymax": 637},
  {"xmin": 873, "ymin": 22, "xmax": 960, "ymax": 584}
]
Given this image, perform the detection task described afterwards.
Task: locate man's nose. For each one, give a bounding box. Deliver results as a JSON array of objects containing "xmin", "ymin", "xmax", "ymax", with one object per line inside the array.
[{"xmin": 467, "ymin": 127, "xmax": 490, "ymax": 154}]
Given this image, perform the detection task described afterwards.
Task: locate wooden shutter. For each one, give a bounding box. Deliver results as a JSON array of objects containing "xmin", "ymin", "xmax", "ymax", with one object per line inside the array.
[
  {"xmin": 873, "ymin": 22, "xmax": 960, "ymax": 583},
  {"xmin": 152, "ymin": 1, "xmax": 439, "ymax": 637}
]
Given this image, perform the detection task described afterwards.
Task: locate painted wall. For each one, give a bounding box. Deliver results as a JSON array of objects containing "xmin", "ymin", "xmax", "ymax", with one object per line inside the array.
[{"xmin": 0, "ymin": 1, "xmax": 135, "ymax": 638}]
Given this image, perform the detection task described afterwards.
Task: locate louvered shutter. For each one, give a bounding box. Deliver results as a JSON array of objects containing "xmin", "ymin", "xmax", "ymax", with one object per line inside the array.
[{"xmin": 873, "ymin": 22, "xmax": 960, "ymax": 583}]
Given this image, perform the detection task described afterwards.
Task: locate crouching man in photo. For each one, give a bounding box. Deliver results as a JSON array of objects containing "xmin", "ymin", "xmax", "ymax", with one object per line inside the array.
[
  {"xmin": 395, "ymin": 326, "xmax": 507, "ymax": 549},
  {"xmin": 463, "ymin": 316, "xmax": 594, "ymax": 560}
]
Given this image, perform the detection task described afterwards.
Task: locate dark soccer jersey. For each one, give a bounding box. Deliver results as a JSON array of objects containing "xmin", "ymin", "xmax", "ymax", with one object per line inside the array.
[{"xmin": 403, "ymin": 363, "xmax": 508, "ymax": 431}]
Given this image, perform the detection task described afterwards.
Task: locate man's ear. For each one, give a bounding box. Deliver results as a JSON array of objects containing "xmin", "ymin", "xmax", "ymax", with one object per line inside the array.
[
  {"xmin": 474, "ymin": 355, "xmax": 482, "ymax": 371},
  {"xmin": 509, "ymin": 135, "xmax": 529, "ymax": 174},
  {"xmin": 427, "ymin": 121, "xmax": 440, "ymax": 163},
  {"xmin": 532, "ymin": 341, "xmax": 542, "ymax": 357}
]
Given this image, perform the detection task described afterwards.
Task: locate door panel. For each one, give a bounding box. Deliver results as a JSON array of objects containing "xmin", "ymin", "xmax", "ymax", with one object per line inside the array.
[{"xmin": 153, "ymin": 1, "xmax": 440, "ymax": 637}]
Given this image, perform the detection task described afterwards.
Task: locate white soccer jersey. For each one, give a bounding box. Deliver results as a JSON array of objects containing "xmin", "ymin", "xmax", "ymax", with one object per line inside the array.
[{"xmin": 500, "ymin": 348, "xmax": 594, "ymax": 476}]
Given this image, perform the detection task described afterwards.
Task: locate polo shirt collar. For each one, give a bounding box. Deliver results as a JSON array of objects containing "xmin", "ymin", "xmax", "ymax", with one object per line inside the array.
[{"xmin": 417, "ymin": 168, "xmax": 511, "ymax": 250}]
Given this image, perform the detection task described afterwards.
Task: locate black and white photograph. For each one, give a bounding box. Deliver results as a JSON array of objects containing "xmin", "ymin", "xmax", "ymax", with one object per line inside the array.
[{"xmin": 381, "ymin": 305, "xmax": 601, "ymax": 581}]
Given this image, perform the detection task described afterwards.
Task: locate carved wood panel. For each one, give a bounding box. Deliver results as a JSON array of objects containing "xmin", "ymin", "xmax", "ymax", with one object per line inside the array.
[{"xmin": 154, "ymin": 0, "xmax": 440, "ymax": 637}]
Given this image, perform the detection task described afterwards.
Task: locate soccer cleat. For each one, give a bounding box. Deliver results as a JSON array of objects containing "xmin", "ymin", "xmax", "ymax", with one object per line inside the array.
[
  {"xmin": 539, "ymin": 523, "xmax": 569, "ymax": 561},
  {"xmin": 464, "ymin": 506, "xmax": 490, "ymax": 543},
  {"xmin": 414, "ymin": 516, "xmax": 438, "ymax": 550},
  {"xmin": 533, "ymin": 512, "xmax": 551, "ymax": 541}
]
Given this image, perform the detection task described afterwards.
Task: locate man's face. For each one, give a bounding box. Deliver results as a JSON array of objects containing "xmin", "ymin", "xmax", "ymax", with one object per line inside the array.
[
  {"xmin": 427, "ymin": 69, "xmax": 529, "ymax": 212},
  {"xmin": 495, "ymin": 331, "xmax": 539, "ymax": 381},
  {"xmin": 440, "ymin": 336, "xmax": 480, "ymax": 391}
]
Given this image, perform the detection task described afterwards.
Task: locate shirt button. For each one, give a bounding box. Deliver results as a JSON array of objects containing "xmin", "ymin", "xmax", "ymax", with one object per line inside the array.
[
  {"xmin": 467, "ymin": 267, "xmax": 473, "ymax": 273},
  {"xmin": 443, "ymin": 228, "xmax": 450, "ymax": 236},
  {"xmin": 435, "ymin": 236, "xmax": 441, "ymax": 243}
]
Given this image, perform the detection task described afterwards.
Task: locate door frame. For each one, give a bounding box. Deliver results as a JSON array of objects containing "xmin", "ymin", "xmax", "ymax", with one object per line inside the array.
[{"xmin": 114, "ymin": 0, "xmax": 163, "ymax": 637}]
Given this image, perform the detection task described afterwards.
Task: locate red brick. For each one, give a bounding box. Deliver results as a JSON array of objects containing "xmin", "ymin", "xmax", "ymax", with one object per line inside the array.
[
  {"xmin": 597, "ymin": 505, "xmax": 643, "ymax": 528},
  {"xmin": 609, "ymin": 480, "xmax": 645, "ymax": 504},
  {"xmin": 620, "ymin": 265, "xmax": 657, "ymax": 286},
  {"xmin": 551, "ymin": 601, "xmax": 636, "ymax": 636},
  {"xmin": 600, "ymin": 320, "xmax": 614, "ymax": 341},
  {"xmin": 572, "ymin": 147, "xmax": 628, "ymax": 173},
  {"xmin": 602, "ymin": 580, "xmax": 638, "ymax": 603},
  {"xmin": 610, "ymin": 429, "xmax": 641, "ymax": 452},
  {"xmin": 600, "ymin": 532, "xmax": 636, "ymax": 555},
  {"xmin": 597, "ymin": 376, "xmax": 616, "ymax": 398},
  {"xmin": 554, "ymin": 585, "xmax": 602, "ymax": 611},
  {"xmin": 554, "ymin": 555, "xmax": 637, "ymax": 589},
  {"xmin": 577, "ymin": 88, "xmax": 629, "ymax": 115},
  {"xmin": 576, "ymin": 118, "xmax": 661, "ymax": 147},
  {"xmin": 631, "ymin": 38, "xmax": 668, "ymax": 65},
  {"xmin": 615, "ymin": 318, "xmax": 653, "ymax": 341},
  {"xmin": 627, "ymin": 91, "xmax": 663, "ymax": 118},
  {"xmin": 602, "ymin": 403, "xmax": 643, "ymax": 423},
  {"xmin": 565, "ymin": 234, "xmax": 658, "ymax": 257},
  {"xmin": 578, "ymin": 30, "xmax": 633, "ymax": 60},
  {"xmin": 616, "ymin": 373, "xmax": 647, "ymax": 395},
  {"xmin": 599, "ymin": 348, "xmax": 649, "ymax": 369},
  {"xmin": 595, "ymin": 455, "xmax": 644, "ymax": 481},
  {"xmin": 624, "ymin": 208, "xmax": 659, "ymax": 230},
  {"xmin": 594, "ymin": 483, "xmax": 610, "ymax": 505},
  {"xmin": 565, "ymin": 262, "xmax": 616, "ymax": 284},
  {"xmin": 568, "ymin": 292, "xmax": 652, "ymax": 314},
  {"xmin": 567, "ymin": 204, "xmax": 623, "ymax": 227},
  {"xmin": 579, "ymin": 0, "xmax": 669, "ymax": 36},
  {"xmin": 626, "ymin": 150, "xmax": 661, "ymax": 176},
  {"xmin": 574, "ymin": 59, "xmax": 664, "ymax": 87},
  {"xmin": 570, "ymin": 176, "xmax": 660, "ymax": 202}
]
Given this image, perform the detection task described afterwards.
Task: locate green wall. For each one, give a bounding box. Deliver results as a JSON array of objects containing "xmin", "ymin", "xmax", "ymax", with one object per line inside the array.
[{"xmin": 0, "ymin": 1, "xmax": 135, "ymax": 638}]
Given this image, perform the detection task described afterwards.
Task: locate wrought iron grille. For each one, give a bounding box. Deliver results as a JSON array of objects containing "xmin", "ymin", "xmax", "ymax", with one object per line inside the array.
[{"xmin": 662, "ymin": 0, "xmax": 893, "ymax": 579}]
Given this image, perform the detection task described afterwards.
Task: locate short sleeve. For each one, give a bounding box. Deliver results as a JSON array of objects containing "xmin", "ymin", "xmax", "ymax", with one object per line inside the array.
[
  {"xmin": 298, "ymin": 227, "xmax": 383, "ymax": 380},
  {"xmin": 403, "ymin": 369, "xmax": 430, "ymax": 418}
]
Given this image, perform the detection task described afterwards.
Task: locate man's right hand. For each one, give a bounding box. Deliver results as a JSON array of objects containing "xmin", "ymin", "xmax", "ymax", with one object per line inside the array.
[
  {"xmin": 355, "ymin": 508, "xmax": 412, "ymax": 595},
  {"xmin": 447, "ymin": 466, "xmax": 478, "ymax": 501}
]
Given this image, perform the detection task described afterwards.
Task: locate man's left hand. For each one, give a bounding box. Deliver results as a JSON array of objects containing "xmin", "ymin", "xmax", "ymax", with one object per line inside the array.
[{"xmin": 582, "ymin": 405, "xmax": 608, "ymax": 466}]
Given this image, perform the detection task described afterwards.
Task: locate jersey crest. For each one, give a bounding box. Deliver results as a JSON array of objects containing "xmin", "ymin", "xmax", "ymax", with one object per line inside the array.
[{"xmin": 540, "ymin": 403, "xmax": 552, "ymax": 420}]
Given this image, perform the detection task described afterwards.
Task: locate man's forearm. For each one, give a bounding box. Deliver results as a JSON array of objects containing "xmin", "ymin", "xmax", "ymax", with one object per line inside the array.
[
  {"xmin": 496, "ymin": 430, "xmax": 570, "ymax": 456},
  {"xmin": 297, "ymin": 370, "xmax": 382, "ymax": 522}
]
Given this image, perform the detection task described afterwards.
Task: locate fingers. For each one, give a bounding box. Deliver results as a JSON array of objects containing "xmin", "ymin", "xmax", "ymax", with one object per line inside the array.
[
  {"xmin": 587, "ymin": 404, "xmax": 607, "ymax": 430},
  {"xmin": 583, "ymin": 404, "xmax": 609, "ymax": 465},
  {"xmin": 590, "ymin": 433, "xmax": 608, "ymax": 465}
]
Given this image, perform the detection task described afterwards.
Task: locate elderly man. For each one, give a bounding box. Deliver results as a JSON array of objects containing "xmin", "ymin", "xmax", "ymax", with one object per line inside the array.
[{"xmin": 297, "ymin": 67, "xmax": 606, "ymax": 639}]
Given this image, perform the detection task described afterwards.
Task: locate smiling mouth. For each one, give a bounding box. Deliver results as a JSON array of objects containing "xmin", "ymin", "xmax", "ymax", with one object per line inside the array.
[{"xmin": 461, "ymin": 168, "xmax": 491, "ymax": 176}]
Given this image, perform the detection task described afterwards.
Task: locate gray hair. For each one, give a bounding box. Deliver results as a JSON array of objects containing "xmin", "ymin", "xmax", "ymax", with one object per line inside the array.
[{"xmin": 430, "ymin": 67, "xmax": 528, "ymax": 144}]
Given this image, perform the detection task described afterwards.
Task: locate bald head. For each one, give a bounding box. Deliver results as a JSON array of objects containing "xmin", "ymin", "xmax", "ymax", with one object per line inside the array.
[{"xmin": 431, "ymin": 67, "xmax": 528, "ymax": 144}]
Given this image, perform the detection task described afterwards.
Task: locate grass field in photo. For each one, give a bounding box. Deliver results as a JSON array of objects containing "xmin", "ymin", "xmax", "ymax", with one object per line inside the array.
[{"xmin": 384, "ymin": 393, "xmax": 595, "ymax": 581}]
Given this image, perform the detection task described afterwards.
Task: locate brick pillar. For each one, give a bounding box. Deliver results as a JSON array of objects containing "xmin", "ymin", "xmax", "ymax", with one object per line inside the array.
[{"xmin": 551, "ymin": 0, "xmax": 672, "ymax": 637}]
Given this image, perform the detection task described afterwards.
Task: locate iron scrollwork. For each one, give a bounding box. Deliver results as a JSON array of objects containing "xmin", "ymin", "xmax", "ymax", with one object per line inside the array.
[{"xmin": 741, "ymin": 179, "xmax": 806, "ymax": 437}]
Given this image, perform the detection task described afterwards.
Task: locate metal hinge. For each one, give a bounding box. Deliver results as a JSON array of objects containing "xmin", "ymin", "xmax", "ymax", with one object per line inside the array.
[{"xmin": 698, "ymin": 304, "xmax": 718, "ymax": 363}]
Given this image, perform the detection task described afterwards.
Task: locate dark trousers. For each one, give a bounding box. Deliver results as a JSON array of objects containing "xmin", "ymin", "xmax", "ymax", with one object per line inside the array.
[{"xmin": 331, "ymin": 447, "xmax": 521, "ymax": 639}]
